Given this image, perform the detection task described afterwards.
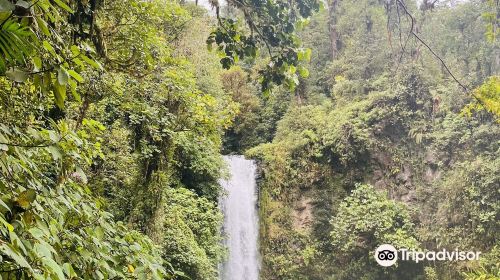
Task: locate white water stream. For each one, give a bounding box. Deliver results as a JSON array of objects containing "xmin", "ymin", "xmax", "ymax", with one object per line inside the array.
[{"xmin": 219, "ymin": 155, "xmax": 260, "ymax": 280}]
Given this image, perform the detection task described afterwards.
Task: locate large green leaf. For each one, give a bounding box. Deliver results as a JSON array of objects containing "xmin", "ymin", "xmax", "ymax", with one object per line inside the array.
[
  {"xmin": 15, "ymin": 0, "xmax": 30, "ymax": 9},
  {"xmin": 0, "ymin": 244, "xmax": 32, "ymax": 270},
  {"xmin": 52, "ymin": 0, "xmax": 73, "ymax": 13},
  {"xmin": 42, "ymin": 258, "xmax": 66, "ymax": 280},
  {"xmin": 16, "ymin": 189, "xmax": 37, "ymax": 209},
  {"xmin": 0, "ymin": 0, "xmax": 14, "ymax": 12},
  {"xmin": 6, "ymin": 68, "xmax": 28, "ymax": 82},
  {"xmin": 0, "ymin": 19, "xmax": 34, "ymax": 73},
  {"xmin": 53, "ymin": 82, "xmax": 67, "ymax": 109},
  {"xmin": 57, "ymin": 67, "xmax": 69, "ymax": 85}
]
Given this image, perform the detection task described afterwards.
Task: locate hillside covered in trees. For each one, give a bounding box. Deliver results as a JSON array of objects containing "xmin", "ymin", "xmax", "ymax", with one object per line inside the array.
[{"xmin": 0, "ymin": 0, "xmax": 498, "ymax": 279}]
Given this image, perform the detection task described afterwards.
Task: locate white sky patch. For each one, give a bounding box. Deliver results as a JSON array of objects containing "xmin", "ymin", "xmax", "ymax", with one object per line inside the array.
[{"xmin": 187, "ymin": 0, "xmax": 227, "ymax": 15}]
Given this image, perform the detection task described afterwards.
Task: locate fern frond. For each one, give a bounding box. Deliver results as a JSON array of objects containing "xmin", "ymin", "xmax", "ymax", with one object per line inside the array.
[{"xmin": 0, "ymin": 19, "xmax": 36, "ymax": 73}]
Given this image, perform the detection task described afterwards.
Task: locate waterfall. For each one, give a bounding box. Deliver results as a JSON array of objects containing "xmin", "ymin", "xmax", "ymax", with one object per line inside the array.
[{"xmin": 219, "ymin": 155, "xmax": 260, "ymax": 280}]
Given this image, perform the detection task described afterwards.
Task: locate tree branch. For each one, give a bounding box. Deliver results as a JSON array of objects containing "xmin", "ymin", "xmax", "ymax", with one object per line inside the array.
[
  {"xmin": 394, "ymin": 0, "xmax": 488, "ymax": 107},
  {"xmin": 395, "ymin": 0, "xmax": 467, "ymax": 90}
]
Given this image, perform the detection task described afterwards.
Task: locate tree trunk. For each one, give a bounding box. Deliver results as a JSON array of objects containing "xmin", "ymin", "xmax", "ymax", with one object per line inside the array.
[{"xmin": 328, "ymin": 0, "xmax": 339, "ymax": 60}]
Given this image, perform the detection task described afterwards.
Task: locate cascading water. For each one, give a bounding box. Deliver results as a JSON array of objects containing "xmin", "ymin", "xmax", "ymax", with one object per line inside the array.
[{"xmin": 219, "ymin": 155, "xmax": 260, "ymax": 280}]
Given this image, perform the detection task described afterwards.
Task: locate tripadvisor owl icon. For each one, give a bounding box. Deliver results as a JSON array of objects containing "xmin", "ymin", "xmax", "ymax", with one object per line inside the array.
[
  {"xmin": 375, "ymin": 244, "xmax": 398, "ymax": 267},
  {"xmin": 374, "ymin": 244, "xmax": 482, "ymax": 267}
]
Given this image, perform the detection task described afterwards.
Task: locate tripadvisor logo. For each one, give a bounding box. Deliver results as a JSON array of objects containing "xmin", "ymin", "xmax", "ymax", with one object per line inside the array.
[
  {"xmin": 374, "ymin": 244, "xmax": 481, "ymax": 267},
  {"xmin": 375, "ymin": 244, "xmax": 398, "ymax": 267}
]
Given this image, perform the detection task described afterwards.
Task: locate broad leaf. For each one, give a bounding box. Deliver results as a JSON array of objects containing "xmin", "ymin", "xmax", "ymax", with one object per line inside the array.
[
  {"xmin": 6, "ymin": 68, "xmax": 28, "ymax": 82},
  {"xmin": 0, "ymin": 0, "xmax": 14, "ymax": 12},
  {"xmin": 57, "ymin": 67, "xmax": 69, "ymax": 85},
  {"xmin": 16, "ymin": 189, "xmax": 36, "ymax": 209}
]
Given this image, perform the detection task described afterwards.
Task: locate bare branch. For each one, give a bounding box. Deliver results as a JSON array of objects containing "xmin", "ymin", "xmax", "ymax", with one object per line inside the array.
[
  {"xmin": 393, "ymin": 0, "xmax": 489, "ymax": 107},
  {"xmin": 395, "ymin": 0, "xmax": 467, "ymax": 90},
  {"xmin": 395, "ymin": 1, "xmax": 414, "ymax": 72}
]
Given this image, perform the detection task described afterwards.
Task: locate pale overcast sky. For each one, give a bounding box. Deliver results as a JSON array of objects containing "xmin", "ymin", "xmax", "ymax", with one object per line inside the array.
[{"xmin": 190, "ymin": 0, "xmax": 226, "ymax": 11}]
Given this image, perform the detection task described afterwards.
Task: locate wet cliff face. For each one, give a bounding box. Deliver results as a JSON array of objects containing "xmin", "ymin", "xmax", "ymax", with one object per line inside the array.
[{"xmin": 219, "ymin": 155, "xmax": 261, "ymax": 280}]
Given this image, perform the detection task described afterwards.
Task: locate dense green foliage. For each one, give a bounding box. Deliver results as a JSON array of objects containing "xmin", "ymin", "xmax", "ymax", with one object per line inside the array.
[
  {"xmin": 242, "ymin": 0, "xmax": 500, "ymax": 279},
  {"xmin": 0, "ymin": 0, "xmax": 498, "ymax": 279},
  {"xmin": 208, "ymin": 0, "xmax": 320, "ymax": 92},
  {"xmin": 0, "ymin": 0, "xmax": 242, "ymax": 279},
  {"xmin": 330, "ymin": 184, "xmax": 421, "ymax": 279}
]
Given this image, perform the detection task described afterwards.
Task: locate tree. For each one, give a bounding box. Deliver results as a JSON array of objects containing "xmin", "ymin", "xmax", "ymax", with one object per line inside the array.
[{"xmin": 207, "ymin": 0, "xmax": 321, "ymax": 92}]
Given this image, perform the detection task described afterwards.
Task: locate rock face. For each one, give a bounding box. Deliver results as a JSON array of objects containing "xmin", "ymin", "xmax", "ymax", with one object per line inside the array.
[{"xmin": 292, "ymin": 196, "xmax": 314, "ymax": 232}]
